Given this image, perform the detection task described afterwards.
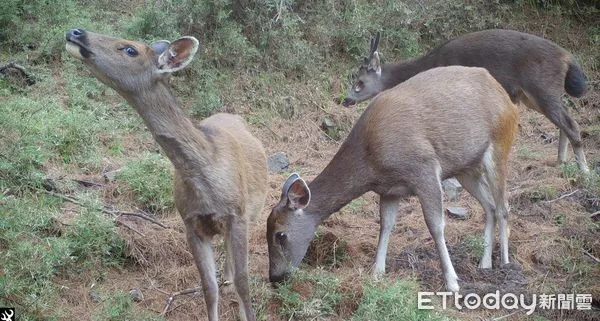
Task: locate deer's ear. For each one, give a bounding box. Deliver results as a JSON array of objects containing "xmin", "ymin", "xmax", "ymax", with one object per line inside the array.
[
  {"xmin": 151, "ymin": 40, "xmax": 170, "ymax": 55},
  {"xmin": 156, "ymin": 36, "xmax": 200, "ymax": 73},
  {"xmin": 281, "ymin": 174, "xmax": 310, "ymax": 210},
  {"xmin": 369, "ymin": 51, "xmax": 382, "ymax": 76}
]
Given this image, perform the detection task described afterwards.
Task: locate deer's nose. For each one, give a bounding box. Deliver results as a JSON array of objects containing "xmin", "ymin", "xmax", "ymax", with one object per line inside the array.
[{"xmin": 66, "ymin": 28, "xmax": 86, "ymax": 41}]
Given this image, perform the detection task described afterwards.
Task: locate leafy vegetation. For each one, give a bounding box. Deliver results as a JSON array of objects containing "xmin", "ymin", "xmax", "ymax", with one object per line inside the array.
[
  {"xmin": 116, "ymin": 152, "xmax": 174, "ymax": 214},
  {"xmin": 0, "ymin": 0, "xmax": 598, "ymax": 319}
]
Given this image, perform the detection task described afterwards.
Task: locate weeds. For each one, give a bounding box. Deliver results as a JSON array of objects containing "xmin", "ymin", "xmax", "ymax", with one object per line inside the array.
[
  {"xmin": 116, "ymin": 152, "xmax": 174, "ymax": 214},
  {"xmin": 0, "ymin": 194, "xmax": 126, "ymax": 319},
  {"xmin": 353, "ymin": 278, "xmax": 449, "ymax": 321}
]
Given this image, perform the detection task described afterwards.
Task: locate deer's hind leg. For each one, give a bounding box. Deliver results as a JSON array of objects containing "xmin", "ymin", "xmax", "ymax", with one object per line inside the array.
[
  {"xmin": 455, "ymin": 170, "xmax": 496, "ymax": 269},
  {"xmin": 522, "ymin": 86, "xmax": 589, "ymax": 172},
  {"xmin": 414, "ymin": 162, "xmax": 459, "ymax": 292}
]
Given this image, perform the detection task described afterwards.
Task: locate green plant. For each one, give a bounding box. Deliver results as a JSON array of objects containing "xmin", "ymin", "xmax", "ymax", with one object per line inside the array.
[
  {"xmin": 0, "ymin": 193, "xmax": 125, "ymax": 320},
  {"xmin": 273, "ymin": 270, "xmax": 344, "ymax": 320},
  {"xmin": 92, "ymin": 290, "xmax": 165, "ymax": 321},
  {"xmin": 353, "ymin": 278, "xmax": 449, "ymax": 321},
  {"xmin": 455, "ymin": 234, "xmax": 485, "ymax": 263},
  {"xmin": 67, "ymin": 206, "xmax": 126, "ymax": 267},
  {"xmin": 116, "ymin": 152, "xmax": 174, "ymax": 214}
]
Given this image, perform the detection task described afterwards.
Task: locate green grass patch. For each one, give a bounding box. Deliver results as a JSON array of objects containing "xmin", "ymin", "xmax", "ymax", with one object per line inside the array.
[
  {"xmin": 116, "ymin": 152, "xmax": 174, "ymax": 214},
  {"xmin": 0, "ymin": 193, "xmax": 125, "ymax": 320},
  {"xmin": 273, "ymin": 270, "xmax": 450, "ymax": 320},
  {"xmin": 353, "ymin": 278, "xmax": 450, "ymax": 321},
  {"xmin": 92, "ymin": 290, "xmax": 165, "ymax": 321}
]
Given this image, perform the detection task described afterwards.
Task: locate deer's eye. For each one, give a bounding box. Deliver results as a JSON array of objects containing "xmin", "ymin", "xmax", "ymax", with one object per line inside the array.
[
  {"xmin": 275, "ymin": 232, "xmax": 287, "ymax": 244},
  {"xmin": 120, "ymin": 46, "xmax": 139, "ymax": 57},
  {"xmin": 354, "ymin": 81, "xmax": 364, "ymax": 92}
]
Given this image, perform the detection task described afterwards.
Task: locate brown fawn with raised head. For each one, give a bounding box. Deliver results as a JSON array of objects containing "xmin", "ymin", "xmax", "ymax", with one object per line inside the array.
[
  {"xmin": 343, "ymin": 29, "xmax": 589, "ymax": 172},
  {"xmin": 268, "ymin": 66, "xmax": 519, "ymax": 292},
  {"xmin": 65, "ymin": 29, "xmax": 267, "ymax": 321}
]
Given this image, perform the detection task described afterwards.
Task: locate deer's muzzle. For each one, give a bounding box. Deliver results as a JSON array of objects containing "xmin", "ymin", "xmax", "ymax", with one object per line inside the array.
[{"xmin": 65, "ymin": 28, "xmax": 93, "ymax": 59}]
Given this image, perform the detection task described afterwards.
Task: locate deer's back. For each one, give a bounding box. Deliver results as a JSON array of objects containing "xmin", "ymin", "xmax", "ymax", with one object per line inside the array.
[
  {"xmin": 429, "ymin": 29, "xmax": 571, "ymax": 98},
  {"xmin": 358, "ymin": 66, "xmax": 516, "ymax": 180}
]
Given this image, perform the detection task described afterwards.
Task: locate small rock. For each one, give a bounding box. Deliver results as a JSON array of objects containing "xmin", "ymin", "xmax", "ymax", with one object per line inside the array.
[
  {"xmin": 446, "ymin": 207, "xmax": 468, "ymax": 219},
  {"xmin": 103, "ymin": 169, "xmax": 121, "ymax": 182},
  {"xmin": 89, "ymin": 290, "xmax": 101, "ymax": 303},
  {"xmin": 442, "ymin": 178, "xmax": 462, "ymax": 202},
  {"xmin": 321, "ymin": 117, "xmax": 340, "ymax": 140},
  {"xmin": 129, "ymin": 288, "xmax": 144, "ymax": 302},
  {"xmin": 267, "ymin": 152, "xmax": 290, "ymax": 173},
  {"xmin": 321, "ymin": 117, "xmax": 336, "ymax": 131}
]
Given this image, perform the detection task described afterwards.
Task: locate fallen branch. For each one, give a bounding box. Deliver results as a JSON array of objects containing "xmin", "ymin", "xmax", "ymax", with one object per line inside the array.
[
  {"xmin": 581, "ymin": 249, "xmax": 600, "ymax": 264},
  {"xmin": 544, "ymin": 189, "xmax": 579, "ymax": 203},
  {"xmin": 72, "ymin": 179, "xmax": 104, "ymax": 188},
  {"xmin": 115, "ymin": 220, "xmax": 145, "ymax": 237},
  {"xmin": 492, "ymin": 310, "xmax": 520, "ymax": 321},
  {"xmin": 43, "ymin": 190, "xmax": 169, "ymax": 230},
  {"xmin": 590, "ymin": 210, "xmax": 600, "ymax": 218},
  {"xmin": 162, "ymin": 287, "xmax": 202, "ymax": 316},
  {"xmin": 112, "ymin": 210, "xmax": 169, "ymax": 229}
]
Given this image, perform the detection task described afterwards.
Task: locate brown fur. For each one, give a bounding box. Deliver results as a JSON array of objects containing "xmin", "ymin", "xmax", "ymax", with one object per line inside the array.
[
  {"xmin": 65, "ymin": 29, "xmax": 266, "ymax": 321},
  {"xmin": 346, "ymin": 29, "xmax": 589, "ymax": 172},
  {"xmin": 268, "ymin": 66, "xmax": 519, "ymax": 292}
]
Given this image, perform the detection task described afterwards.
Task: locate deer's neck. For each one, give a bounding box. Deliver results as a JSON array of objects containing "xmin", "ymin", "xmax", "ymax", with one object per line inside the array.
[
  {"xmin": 124, "ymin": 83, "xmax": 211, "ymax": 171},
  {"xmin": 305, "ymin": 129, "xmax": 372, "ymax": 223},
  {"xmin": 381, "ymin": 54, "xmax": 438, "ymax": 90}
]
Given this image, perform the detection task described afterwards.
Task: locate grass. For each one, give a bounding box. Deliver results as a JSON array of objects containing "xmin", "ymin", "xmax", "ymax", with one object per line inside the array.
[
  {"xmin": 0, "ymin": 194, "xmax": 125, "ymax": 320},
  {"xmin": 353, "ymin": 279, "xmax": 450, "ymax": 321},
  {"xmin": 116, "ymin": 152, "xmax": 174, "ymax": 214},
  {"xmin": 272, "ymin": 269, "xmax": 450, "ymax": 320},
  {"xmin": 92, "ymin": 290, "xmax": 165, "ymax": 321},
  {"xmin": 0, "ymin": 0, "xmax": 598, "ymax": 320}
]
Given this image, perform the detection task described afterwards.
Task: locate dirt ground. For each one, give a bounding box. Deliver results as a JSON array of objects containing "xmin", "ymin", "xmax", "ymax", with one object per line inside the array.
[{"xmin": 51, "ymin": 84, "xmax": 600, "ymax": 320}]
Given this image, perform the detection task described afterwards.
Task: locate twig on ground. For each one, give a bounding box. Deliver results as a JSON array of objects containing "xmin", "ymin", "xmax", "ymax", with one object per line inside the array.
[
  {"xmin": 581, "ymin": 249, "xmax": 600, "ymax": 263},
  {"xmin": 115, "ymin": 220, "xmax": 145, "ymax": 237},
  {"xmin": 43, "ymin": 190, "xmax": 169, "ymax": 230},
  {"xmin": 590, "ymin": 210, "xmax": 600, "ymax": 218},
  {"xmin": 492, "ymin": 310, "xmax": 520, "ymax": 321},
  {"xmin": 544, "ymin": 189, "xmax": 579, "ymax": 203},
  {"xmin": 111, "ymin": 209, "xmax": 169, "ymax": 229},
  {"xmin": 72, "ymin": 179, "xmax": 104, "ymax": 188},
  {"xmin": 162, "ymin": 287, "xmax": 202, "ymax": 316},
  {"xmin": 43, "ymin": 190, "xmax": 85, "ymax": 206}
]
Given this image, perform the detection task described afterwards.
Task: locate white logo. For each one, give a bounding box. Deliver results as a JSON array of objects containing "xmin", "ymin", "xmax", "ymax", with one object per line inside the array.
[
  {"xmin": 418, "ymin": 291, "xmax": 593, "ymax": 315},
  {"xmin": 0, "ymin": 309, "xmax": 14, "ymax": 321}
]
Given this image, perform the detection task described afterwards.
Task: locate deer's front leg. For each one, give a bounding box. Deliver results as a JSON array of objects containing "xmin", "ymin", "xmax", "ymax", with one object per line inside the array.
[{"xmin": 186, "ymin": 228, "xmax": 219, "ymax": 321}]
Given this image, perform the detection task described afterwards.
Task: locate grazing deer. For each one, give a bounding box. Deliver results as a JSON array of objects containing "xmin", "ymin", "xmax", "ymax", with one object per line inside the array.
[
  {"xmin": 268, "ymin": 66, "xmax": 519, "ymax": 292},
  {"xmin": 65, "ymin": 29, "xmax": 267, "ymax": 321},
  {"xmin": 343, "ymin": 29, "xmax": 589, "ymax": 172}
]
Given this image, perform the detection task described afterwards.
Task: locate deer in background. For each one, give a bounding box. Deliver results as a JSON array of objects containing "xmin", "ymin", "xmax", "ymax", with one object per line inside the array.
[
  {"xmin": 65, "ymin": 29, "xmax": 267, "ymax": 321},
  {"xmin": 268, "ymin": 66, "xmax": 519, "ymax": 292},
  {"xmin": 343, "ymin": 29, "xmax": 589, "ymax": 173}
]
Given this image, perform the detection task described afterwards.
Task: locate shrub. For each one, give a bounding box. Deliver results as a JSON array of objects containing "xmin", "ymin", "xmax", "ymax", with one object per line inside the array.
[{"xmin": 116, "ymin": 152, "xmax": 174, "ymax": 214}]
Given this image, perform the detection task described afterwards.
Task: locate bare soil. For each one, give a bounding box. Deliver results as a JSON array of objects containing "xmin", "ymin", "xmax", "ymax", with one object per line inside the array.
[{"xmin": 51, "ymin": 13, "xmax": 600, "ymax": 321}]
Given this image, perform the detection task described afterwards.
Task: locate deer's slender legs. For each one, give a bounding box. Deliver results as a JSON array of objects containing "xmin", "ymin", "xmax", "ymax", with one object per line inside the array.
[
  {"xmin": 226, "ymin": 216, "xmax": 255, "ymax": 321},
  {"xmin": 186, "ymin": 229, "xmax": 219, "ymax": 321},
  {"xmin": 482, "ymin": 149, "xmax": 511, "ymax": 265},
  {"xmin": 455, "ymin": 170, "xmax": 496, "ymax": 268},
  {"xmin": 373, "ymin": 194, "xmax": 400, "ymax": 276},
  {"xmin": 558, "ymin": 129, "xmax": 569, "ymax": 165},
  {"xmin": 415, "ymin": 163, "xmax": 459, "ymax": 292},
  {"xmin": 525, "ymin": 88, "xmax": 589, "ymax": 173}
]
